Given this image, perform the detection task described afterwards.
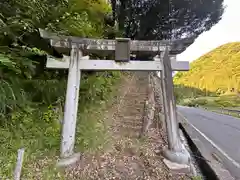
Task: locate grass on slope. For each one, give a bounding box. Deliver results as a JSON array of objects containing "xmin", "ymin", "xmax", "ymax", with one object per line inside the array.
[
  {"xmin": 174, "ymin": 42, "xmax": 240, "ymax": 95},
  {"xmin": 0, "ymin": 71, "xmax": 122, "ymax": 179}
]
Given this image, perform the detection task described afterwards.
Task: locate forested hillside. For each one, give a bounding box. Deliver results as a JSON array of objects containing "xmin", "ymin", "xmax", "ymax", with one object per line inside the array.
[{"xmin": 174, "ymin": 42, "xmax": 240, "ymax": 95}]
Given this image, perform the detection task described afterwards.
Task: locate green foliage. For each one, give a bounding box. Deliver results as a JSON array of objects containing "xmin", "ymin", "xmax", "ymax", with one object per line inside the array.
[
  {"xmin": 214, "ymin": 95, "xmax": 240, "ymax": 107},
  {"xmin": 0, "ymin": 0, "xmax": 114, "ymax": 115},
  {"xmin": 0, "ymin": 106, "xmax": 61, "ymax": 178},
  {"xmin": 0, "ymin": 0, "xmax": 122, "ymax": 178},
  {"xmin": 174, "ymin": 42, "xmax": 240, "ymax": 94},
  {"xmin": 0, "ymin": 0, "xmax": 110, "ymax": 40},
  {"xmin": 181, "ymin": 98, "xmax": 208, "ymax": 107},
  {"xmin": 192, "ymin": 176, "xmax": 203, "ymax": 180},
  {"xmin": 111, "ymin": 0, "xmax": 224, "ymax": 41},
  {"xmin": 0, "ymin": 0, "xmax": 113, "ymax": 78},
  {"xmin": 174, "ymin": 84, "xmax": 216, "ymax": 103}
]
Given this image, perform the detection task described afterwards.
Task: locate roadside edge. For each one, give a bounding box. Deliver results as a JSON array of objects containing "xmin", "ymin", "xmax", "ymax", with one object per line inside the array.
[{"xmin": 177, "ymin": 111, "xmax": 237, "ymax": 180}]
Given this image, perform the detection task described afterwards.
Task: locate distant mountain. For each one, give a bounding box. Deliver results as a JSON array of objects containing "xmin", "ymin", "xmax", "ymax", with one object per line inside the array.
[{"xmin": 174, "ymin": 42, "xmax": 240, "ymax": 94}]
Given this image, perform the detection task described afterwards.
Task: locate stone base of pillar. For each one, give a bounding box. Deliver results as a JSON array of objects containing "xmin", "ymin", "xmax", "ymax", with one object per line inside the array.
[
  {"xmin": 162, "ymin": 145, "xmax": 190, "ymax": 165},
  {"xmin": 163, "ymin": 158, "xmax": 190, "ymax": 174},
  {"xmin": 56, "ymin": 153, "xmax": 81, "ymax": 167}
]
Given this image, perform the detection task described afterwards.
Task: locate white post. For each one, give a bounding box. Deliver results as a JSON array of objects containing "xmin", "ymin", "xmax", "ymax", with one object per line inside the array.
[
  {"xmin": 14, "ymin": 148, "xmax": 25, "ymax": 180},
  {"xmin": 60, "ymin": 46, "xmax": 82, "ymax": 158},
  {"xmin": 161, "ymin": 47, "xmax": 190, "ymax": 165}
]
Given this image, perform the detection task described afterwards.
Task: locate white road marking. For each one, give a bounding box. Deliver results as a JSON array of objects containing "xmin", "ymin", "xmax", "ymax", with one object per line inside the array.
[{"xmin": 177, "ymin": 111, "xmax": 240, "ymax": 169}]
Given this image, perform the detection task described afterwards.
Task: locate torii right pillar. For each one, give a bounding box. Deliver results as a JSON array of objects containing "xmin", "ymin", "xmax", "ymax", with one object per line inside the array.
[{"xmin": 160, "ymin": 46, "xmax": 191, "ymax": 171}]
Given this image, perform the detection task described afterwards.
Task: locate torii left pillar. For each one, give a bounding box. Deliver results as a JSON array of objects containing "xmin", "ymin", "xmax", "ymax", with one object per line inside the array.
[{"xmin": 57, "ymin": 45, "xmax": 82, "ymax": 166}]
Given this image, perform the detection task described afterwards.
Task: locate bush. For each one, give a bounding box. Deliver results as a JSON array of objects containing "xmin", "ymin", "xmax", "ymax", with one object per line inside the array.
[
  {"xmin": 182, "ymin": 98, "xmax": 208, "ymax": 107},
  {"xmin": 195, "ymin": 99, "xmax": 208, "ymax": 106}
]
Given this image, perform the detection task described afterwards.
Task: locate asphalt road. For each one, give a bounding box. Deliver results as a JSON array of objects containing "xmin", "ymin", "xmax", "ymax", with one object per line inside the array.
[{"xmin": 177, "ymin": 106, "xmax": 240, "ymax": 164}]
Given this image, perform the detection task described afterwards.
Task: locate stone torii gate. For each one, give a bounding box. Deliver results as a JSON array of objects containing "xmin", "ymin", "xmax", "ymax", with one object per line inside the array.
[{"xmin": 39, "ymin": 29, "xmax": 194, "ymax": 166}]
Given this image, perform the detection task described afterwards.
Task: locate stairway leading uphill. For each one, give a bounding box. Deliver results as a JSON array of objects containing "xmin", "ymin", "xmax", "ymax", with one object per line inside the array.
[{"xmin": 113, "ymin": 72, "xmax": 148, "ymax": 138}]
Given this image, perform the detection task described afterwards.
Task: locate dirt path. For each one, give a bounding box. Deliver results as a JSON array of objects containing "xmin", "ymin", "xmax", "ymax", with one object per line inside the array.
[{"xmin": 65, "ymin": 72, "xmax": 191, "ymax": 180}]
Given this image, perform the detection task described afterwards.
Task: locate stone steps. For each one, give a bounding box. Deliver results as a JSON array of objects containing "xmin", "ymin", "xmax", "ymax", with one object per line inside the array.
[{"xmin": 114, "ymin": 73, "xmax": 149, "ymax": 138}]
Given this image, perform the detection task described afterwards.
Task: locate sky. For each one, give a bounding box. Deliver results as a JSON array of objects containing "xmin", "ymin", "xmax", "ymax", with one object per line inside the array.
[{"xmin": 177, "ymin": 0, "xmax": 240, "ymax": 63}]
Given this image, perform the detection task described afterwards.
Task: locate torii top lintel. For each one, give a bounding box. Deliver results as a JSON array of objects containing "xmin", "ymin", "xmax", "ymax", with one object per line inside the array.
[{"xmin": 39, "ymin": 29, "xmax": 195, "ymax": 56}]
